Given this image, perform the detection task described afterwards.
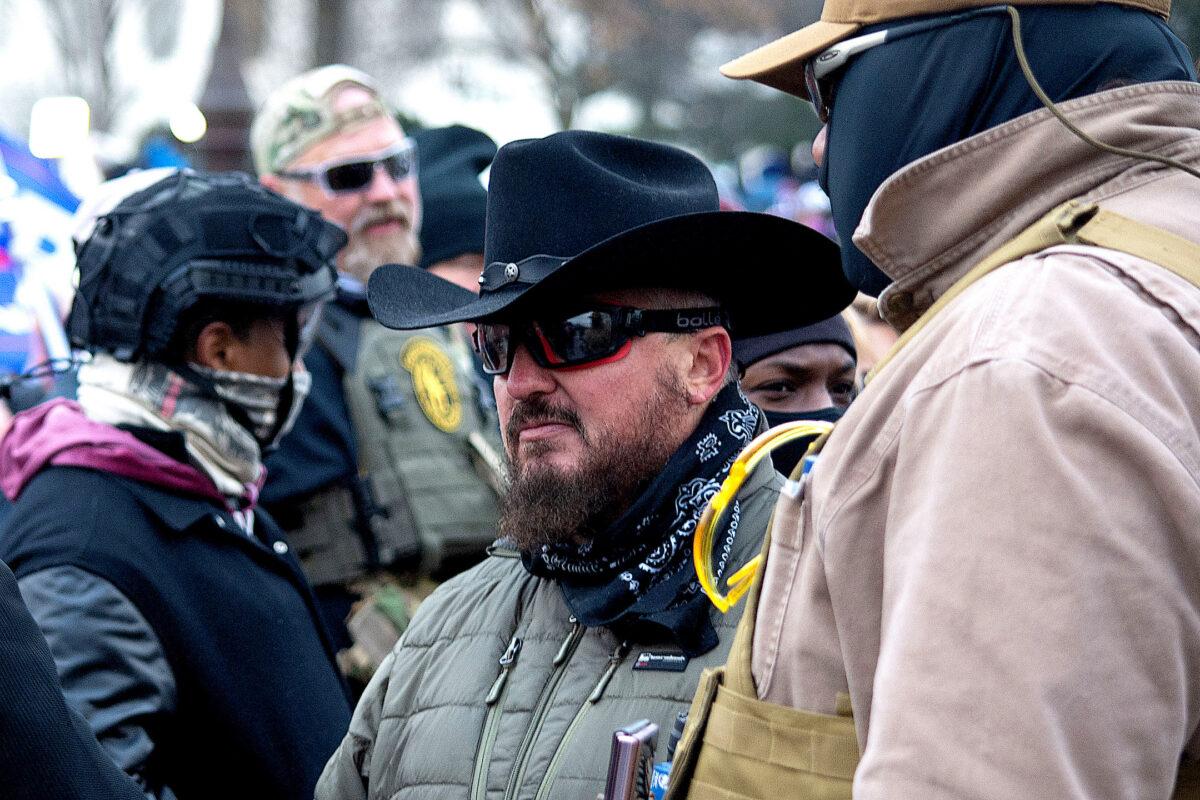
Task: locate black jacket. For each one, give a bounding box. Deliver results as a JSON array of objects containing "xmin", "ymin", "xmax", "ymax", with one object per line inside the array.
[
  {"xmin": 0, "ymin": 557, "xmax": 145, "ymax": 800},
  {"xmin": 0, "ymin": 465, "xmax": 352, "ymax": 800}
]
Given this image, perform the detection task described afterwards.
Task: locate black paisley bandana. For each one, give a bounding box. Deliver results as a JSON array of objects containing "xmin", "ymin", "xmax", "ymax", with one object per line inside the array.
[{"xmin": 523, "ymin": 383, "xmax": 765, "ymax": 656}]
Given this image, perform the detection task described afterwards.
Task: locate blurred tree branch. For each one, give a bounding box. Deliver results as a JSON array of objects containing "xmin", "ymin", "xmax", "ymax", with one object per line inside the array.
[
  {"xmin": 32, "ymin": 0, "xmax": 200, "ymax": 131},
  {"xmin": 228, "ymin": 0, "xmax": 268, "ymax": 58},
  {"xmin": 314, "ymin": 0, "xmax": 347, "ymax": 65},
  {"xmin": 479, "ymin": 0, "xmax": 820, "ymax": 130},
  {"xmin": 39, "ymin": 0, "xmax": 130, "ymax": 130}
]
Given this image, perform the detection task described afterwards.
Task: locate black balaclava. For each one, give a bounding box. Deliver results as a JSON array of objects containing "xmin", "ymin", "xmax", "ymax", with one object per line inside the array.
[
  {"xmin": 735, "ymin": 315, "xmax": 857, "ymax": 475},
  {"xmin": 819, "ymin": 4, "xmax": 1196, "ymax": 296},
  {"xmin": 762, "ymin": 406, "xmax": 846, "ymax": 477}
]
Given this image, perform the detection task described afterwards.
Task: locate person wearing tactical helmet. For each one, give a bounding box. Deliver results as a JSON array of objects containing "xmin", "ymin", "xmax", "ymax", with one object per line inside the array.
[
  {"xmin": 252, "ymin": 66, "xmax": 503, "ymax": 676},
  {"xmin": 0, "ymin": 170, "xmax": 352, "ymax": 800}
]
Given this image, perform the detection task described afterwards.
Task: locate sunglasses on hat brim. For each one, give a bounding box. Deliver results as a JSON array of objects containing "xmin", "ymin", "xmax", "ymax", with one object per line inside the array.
[
  {"xmin": 275, "ymin": 139, "xmax": 417, "ymax": 196},
  {"xmin": 803, "ymin": 5, "xmax": 1010, "ymax": 123},
  {"xmin": 473, "ymin": 304, "xmax": 729, "ymax": 376}
]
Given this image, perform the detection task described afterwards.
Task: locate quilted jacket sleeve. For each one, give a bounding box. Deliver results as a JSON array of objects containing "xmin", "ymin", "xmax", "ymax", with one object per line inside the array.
[{"xmin": 317, "ymin": 647, "xmax": 397, "ymax": 800}]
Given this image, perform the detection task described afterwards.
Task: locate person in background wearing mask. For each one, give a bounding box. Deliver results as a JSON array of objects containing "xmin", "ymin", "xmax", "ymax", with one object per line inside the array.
[
  {"xmin": 664, "ymin": 1, "xmax": 1200, "ymax": 798},
  {"xmin": 253, "ymin": 69, "xmax": 503, "ymax": 674},
  {"xmin": 734, "ymin": 315, "xmax": 857, "ymax": 475},
  {"xmin": 0, "ymin": 171, "xmax": 352, "ymax": 800}
]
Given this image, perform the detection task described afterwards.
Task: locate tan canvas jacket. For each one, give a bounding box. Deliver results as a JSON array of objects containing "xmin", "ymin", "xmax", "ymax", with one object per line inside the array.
[{"xmin": 754, "ymin": 82, "xmax": 1200, "ymax": 799}]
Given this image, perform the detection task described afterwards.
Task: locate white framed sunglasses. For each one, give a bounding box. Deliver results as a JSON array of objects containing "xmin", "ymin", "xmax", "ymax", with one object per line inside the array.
[
  {"xmin": 804, "ymin": 4, "xmax": 1011, "ymax": 122},
  {"xmin": 275, "ymin": 138, "xmax": 418, "ymax": 196}
]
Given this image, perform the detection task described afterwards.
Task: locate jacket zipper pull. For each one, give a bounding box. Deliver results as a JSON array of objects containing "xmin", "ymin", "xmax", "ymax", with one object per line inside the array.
[
  {"xmin": 486, "ymin": 635, "xmax": 522, "ymax": 705},
  {"xmin": 553, "ymin": 616, "xmax": 582, "ymax": 666},
  {"xmin": 588, "ymin": 641, "xmax": 631, "ymax": 704}
]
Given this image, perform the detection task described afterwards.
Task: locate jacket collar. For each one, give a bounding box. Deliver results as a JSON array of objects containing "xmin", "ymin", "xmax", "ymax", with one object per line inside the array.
[
  {"xmin": 853, "ymin": 81, "xmax": 1200, "ymax": 331},
  {"xmin": 119, "ymin": 478, "xmax": 229, "ymax": 533}
]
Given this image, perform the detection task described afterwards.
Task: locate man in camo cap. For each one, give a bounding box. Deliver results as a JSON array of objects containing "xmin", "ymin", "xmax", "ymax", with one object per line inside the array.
[
  {"xmin": 251, "ymin": 67, "xmax": 502, "ymax": 687},
  {"xmin": 253, "ymin": 64, "xmax": 421, "ymax": 282}
]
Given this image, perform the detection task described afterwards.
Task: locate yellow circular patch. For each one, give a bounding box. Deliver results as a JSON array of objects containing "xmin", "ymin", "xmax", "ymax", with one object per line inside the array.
[{"xmin": 400, "ymin": 337, "xmax": 462, "ymax": 433}]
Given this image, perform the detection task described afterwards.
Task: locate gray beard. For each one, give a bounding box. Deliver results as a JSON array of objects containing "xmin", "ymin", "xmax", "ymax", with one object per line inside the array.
[
  {"xmin": 339, "ymin": 226, "xmax": 421, "ymax": 284},
  {"xmin": 499, "ymin": 367, "xmax": 689, "ymax": 552}
]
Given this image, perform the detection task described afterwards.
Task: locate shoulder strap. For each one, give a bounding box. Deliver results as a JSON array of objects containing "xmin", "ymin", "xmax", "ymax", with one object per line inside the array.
[
  {"xmin": 869, "ymin": 201, "xmax": 1200, "ymax": 382},
  {"xmin": 1074, "ymin": 206, "xmax": 1200, "ymax": 288},
  {"xmin": 315, "ymin": 302, "xmax": 362, "ymax": 373},
  {"xmin": 723, "ymin": 525, "xmax": 771, "ymax": 696}
]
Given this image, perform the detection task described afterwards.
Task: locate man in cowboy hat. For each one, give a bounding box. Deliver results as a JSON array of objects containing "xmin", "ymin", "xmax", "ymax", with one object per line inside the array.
[
  {"xmin": 316, "ymin": 130, "xmax": 853, "ymax": 800},
  {"xmin": 664, "ymin": 1, "xmax": 1200, "ymax": 798}
]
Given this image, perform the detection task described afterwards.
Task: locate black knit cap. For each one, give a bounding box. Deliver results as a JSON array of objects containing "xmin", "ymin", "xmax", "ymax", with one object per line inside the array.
[
  {"xmin": 733, "ymin": 314, "xmax": 856, "ymax": 369},
  {"xmin": 413, "ymin": 125, "xmax": 497, "ymax": 269}
]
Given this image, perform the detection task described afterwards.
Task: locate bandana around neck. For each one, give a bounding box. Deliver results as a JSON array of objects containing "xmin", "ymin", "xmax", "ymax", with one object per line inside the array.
[
  {"xmin": 76, "ymin": 354, "xmax": 266, "ymax": 502},
  {"xmin": 522, "ymin": 382, "xmax": 764, "ymax": 656}
]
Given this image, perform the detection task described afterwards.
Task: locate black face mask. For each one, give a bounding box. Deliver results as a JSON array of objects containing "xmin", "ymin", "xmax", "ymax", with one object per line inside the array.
[
  {"xmin": 821, "ymin": 5, "xmax": 1194, "ymax": 297},
  {"xmin": 762, "ymin": 406, "xmax": 846, "ymax": 477}
]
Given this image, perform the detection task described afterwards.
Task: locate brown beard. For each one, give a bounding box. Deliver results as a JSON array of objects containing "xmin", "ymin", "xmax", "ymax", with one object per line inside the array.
[{"xmin": 499, "ymin": 367, "xmax": 691, "ymax": 552}]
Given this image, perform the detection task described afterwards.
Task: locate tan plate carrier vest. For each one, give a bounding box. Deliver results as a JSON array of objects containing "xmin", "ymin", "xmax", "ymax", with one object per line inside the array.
[
  {"xmin": 289, "ymin": 314, "xmax": 503, "ymax": 584},
  {"xmin": 665, "ymin": 201, "xmax": 1200, "ymax": 800}
]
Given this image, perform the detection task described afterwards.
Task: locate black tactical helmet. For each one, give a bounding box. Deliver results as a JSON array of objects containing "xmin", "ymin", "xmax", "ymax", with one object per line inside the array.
[{"xmin": 67, "ymin": 170, "xmax": 346, "ymax": 362}]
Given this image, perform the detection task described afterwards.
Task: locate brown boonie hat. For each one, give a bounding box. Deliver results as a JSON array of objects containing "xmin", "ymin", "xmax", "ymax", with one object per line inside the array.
[
  {"xmin": 250, "ymin": 64, "xmax": 393, "ymax": 175},
  {"xmin": 720, "ymin": 0, "xmax": 1171, "ymax": 98}
]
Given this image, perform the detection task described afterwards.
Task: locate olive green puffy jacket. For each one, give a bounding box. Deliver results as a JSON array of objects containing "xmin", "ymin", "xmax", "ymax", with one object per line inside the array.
[{"xmin": 317, "ymin": 461, "xmax": 780, "ymax": 800}]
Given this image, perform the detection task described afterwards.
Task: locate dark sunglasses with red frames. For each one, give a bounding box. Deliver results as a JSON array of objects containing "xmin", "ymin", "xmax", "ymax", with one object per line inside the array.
[
  {"xmin": 473, "ymin": 304, "xmax": 729, "ymax": 376},
  {"xmin": 803, "ymin": 5, "xmax": 1010, "ymax": 123}
]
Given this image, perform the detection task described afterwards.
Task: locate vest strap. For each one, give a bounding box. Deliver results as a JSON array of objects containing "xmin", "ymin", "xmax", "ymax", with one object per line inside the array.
[{"xmin": 868, "ymin": 201, "xmax": 1200, "ymax": 382}]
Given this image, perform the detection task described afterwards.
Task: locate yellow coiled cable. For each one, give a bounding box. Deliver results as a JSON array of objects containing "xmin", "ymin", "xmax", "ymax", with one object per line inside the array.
[{"xmin": 693, "ymin": 420, "xmax": 834, "ymax": 613}]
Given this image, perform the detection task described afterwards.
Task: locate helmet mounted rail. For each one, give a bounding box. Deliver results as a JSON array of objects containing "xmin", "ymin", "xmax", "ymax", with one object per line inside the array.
[{"xmin": 67, "ymin": 170, "xmax": 345, "ymax": 362}]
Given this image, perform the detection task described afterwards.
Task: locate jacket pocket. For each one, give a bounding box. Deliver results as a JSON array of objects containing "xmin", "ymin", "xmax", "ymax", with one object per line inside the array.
[{"xmin": 669, "ymin": 668, "xmax": 858, "ymax": 800}]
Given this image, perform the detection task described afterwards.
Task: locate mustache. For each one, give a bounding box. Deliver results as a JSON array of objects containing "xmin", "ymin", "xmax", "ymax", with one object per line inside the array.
[
  {"xmin": 505, "ymin": 398, "xmax": 584, "ymax": 443},
  {"xmin": 351, "ymin": 202, "xmax": 412, "ymax": 234}
]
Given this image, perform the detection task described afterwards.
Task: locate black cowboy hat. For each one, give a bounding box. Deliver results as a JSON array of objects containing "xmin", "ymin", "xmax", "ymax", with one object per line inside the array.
[{"xmin": 367, "ymin": 130, "xmax": 853, "ymax": 337}]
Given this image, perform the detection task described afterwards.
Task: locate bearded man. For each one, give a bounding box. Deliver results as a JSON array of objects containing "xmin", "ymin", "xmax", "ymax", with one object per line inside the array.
[
  {"xmin": 315, "ymin": 130, "xmax": 853, "ymax": 800},
  {"xmin": 252, "ymin": 66, "xmax": 503, "ymax": 674}
]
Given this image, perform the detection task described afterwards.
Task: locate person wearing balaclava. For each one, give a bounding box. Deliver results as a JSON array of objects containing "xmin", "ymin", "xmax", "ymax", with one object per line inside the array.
[
  {"xmin": 664, "ymin": 1, "xmax": 1200, "ymax": 798},
  {"xmin": 734, "ymin": 315, "xmax": 857, "ymax": 475},
  {"xmin": 0, "ymin": 170, "xmax": 351, "ymax": 800}
]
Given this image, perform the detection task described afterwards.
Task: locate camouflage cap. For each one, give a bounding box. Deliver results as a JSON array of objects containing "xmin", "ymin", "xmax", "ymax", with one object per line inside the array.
[
  {"xmin": 250, "ymin": 64, "xmax": 393, "ymax": 175},
  {"xmin": 721, "ymin": 0, "xmax": 1171, "ymax": 98}
]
